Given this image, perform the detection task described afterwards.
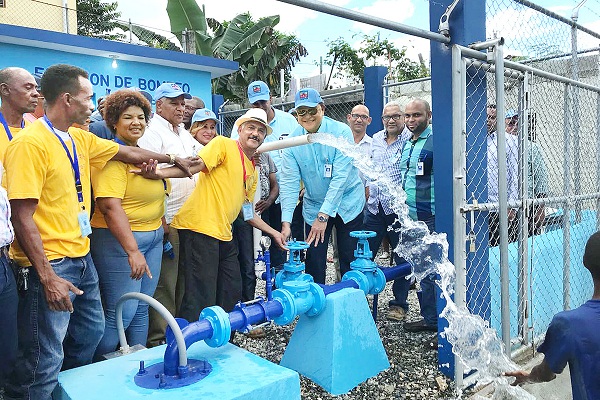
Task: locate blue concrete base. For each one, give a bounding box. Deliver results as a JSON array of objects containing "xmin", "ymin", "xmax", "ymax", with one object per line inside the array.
[
  {"xmin": 54, "ymin": 341, "xmax": 300, "ymax": 400},
  {"xmin": 280, "ymin": 288, "xmax": 390, "ymax": 395}
]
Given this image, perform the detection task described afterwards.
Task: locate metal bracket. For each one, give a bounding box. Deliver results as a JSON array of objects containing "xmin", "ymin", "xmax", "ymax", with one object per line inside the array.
[{"xmin": 438, "ymin": 0, "xmax": 461, "ymax": 38}]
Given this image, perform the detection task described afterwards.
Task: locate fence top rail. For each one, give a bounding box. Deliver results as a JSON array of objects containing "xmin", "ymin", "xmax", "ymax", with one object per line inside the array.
[
  {"xmin": 456, "ymin": 45, "xmax": 600, "ymax": 94},
  {"xmin": 512, "ymin": 0, "xmax": 600, "ymax": 41},
  {"xmin": 275, "ymin": 0, "xmax": 450, "ymax": 44},
  {"xmin": 382, "ymin": 77, "xmax": 432, "ymax": 88}
]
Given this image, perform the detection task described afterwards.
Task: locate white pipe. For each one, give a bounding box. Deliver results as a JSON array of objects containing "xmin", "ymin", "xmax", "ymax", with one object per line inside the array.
[{"xmin": 257, "ymin": 134, "xmax": 312, "ymax": 153}]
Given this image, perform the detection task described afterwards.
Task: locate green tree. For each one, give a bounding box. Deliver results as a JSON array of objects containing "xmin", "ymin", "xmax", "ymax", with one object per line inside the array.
[
  {"xmin": 323, "ymin": 34, "xmax": 429, "ymax": 85},
  {"xmin": 166, "ymin": 1, "xmax": 308, "ymax": 101},
  {"xmin": 76, "ymin": 0, "xmax": 123, "ymax": 41}
]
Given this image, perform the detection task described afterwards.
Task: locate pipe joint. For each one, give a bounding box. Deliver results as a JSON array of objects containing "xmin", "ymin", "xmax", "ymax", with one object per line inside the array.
[
  {"xmin": 199, "ymin": 306, "xmax": 231, "ymax": 348},
  {"xmin": 272, "ymin": 281, "xmax": 326, "ymax": 325}
]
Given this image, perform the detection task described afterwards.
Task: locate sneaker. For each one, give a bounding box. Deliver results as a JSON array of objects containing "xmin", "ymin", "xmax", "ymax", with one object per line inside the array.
[
  {"xmin": 404, "ymin": 319, "xmax": 437, "ymax": 332},
  {"xmin": 386, "ymin": 306, "xmax": 407, "ymax": 321},
  {"xmin": 245, "ymin": 327, "xmax": 266, "ymax": 339},
  {"xmin": 380, "ymin": 251, "xmax": 390, "ymax": 259}
]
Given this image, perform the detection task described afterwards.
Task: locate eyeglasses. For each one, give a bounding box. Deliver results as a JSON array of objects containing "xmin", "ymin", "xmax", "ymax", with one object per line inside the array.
[
  {"xmin": 296, "ymin": 108, "xmax": 319, "ymax": 117},
  {"xmin": 350, "ymin": 113, "xmax": 370, "ymax": 121},
  {"xmin": 382, "ymin": 114, "xmax": 402, "ymax": 121}
]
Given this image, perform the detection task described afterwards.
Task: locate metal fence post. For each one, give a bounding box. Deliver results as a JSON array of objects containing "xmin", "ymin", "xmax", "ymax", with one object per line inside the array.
[
  {"xmin": 563, "ymin": 85, "xmax": 572, "ymax": 311},
  {"xmin": 571, "ymin": 24, "xmax": 582, "ymax": 223}
]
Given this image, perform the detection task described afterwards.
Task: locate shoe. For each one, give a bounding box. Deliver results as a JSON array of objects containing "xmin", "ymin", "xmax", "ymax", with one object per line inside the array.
[
  {"xmin": 386, "ymin": 306, "xmax": 407, "ymax": 321},
  {"xmin": 245, "ymin": 327, "xmax": 266, "ymax": 339},
  {"xmin": 380, "ymin": 251, "xmax": 390, "ymax": 259},
  {"xmin": 404, "ymin": 319, "xmax": 437, "ymax": 332},
  {"xmin": 423, "ymin": 335, "xmax": 438, "ymax": 351}
]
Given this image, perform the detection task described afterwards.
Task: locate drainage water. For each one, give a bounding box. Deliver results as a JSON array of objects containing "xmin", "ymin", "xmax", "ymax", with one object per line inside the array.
[{"xmin": 308, "ymin": 132, "xmax": 533, "ymax": 399}]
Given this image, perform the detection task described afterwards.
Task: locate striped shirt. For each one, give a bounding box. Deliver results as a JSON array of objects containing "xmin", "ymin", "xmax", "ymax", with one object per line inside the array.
[
  {"xmin": 400, "ymin": 126, "xmax": 434, "ymax": 221},
  {"xmin": 367, "ymin": 128, "xmax": 410, "ymax": 215}
]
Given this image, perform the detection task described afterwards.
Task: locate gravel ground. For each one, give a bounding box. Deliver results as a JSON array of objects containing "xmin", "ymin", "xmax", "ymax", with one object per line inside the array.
[{"xmin": 232, "ymin": 247, "xmax": 462, "ymax": 400}]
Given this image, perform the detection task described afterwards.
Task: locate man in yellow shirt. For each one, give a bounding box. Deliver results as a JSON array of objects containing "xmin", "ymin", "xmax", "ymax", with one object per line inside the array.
[
  {"xmin": 3, "ymin": 64, "xmax": 195, "ymax": 400},
  {"xmin": 138, "ymin": 108, "xmax": 286, "ymax": 322},
  {"xmin": 0, "ymin": 67, "xmax": 40, "ymax": 157}
]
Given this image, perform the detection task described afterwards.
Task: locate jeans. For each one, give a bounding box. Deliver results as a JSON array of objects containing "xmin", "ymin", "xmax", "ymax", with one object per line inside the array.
[
  {"xmin": 90, "ymin": 227, "xmax": 163, "ymax": 359},
  {"xmin": 5, "ymin": 254, "xmax": 104, "ymax": 400},
  {"xmin": 363, "ymin": 205, "xmax": 410, "ymax": 311},
  {"xmin": 0, "ymin": 252, "xmax": 17, "ymax": 390},
  {"xmin": 233, "ymin": 217, "xmax": 256, "ymax": 302},
  {"xmin": 304, "ymin": 212, "xmax": 363, "ymax": 284},
  {"xmin": 178, "ymin": 230, "xmax": 241, "ymax": 321},
  {"xmin": 147, "ymin": 227, "xmax": 186, "ymax": 347}
]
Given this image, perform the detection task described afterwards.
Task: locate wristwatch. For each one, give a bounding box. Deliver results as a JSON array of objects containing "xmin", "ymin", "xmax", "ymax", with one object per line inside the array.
[
  {"xmin": 166, "ymin": 153, "xmax": 176, "ymax": 165},
  {"xmin": 317, "ymin": 214, "xmax": 329, "ymax": 223}
]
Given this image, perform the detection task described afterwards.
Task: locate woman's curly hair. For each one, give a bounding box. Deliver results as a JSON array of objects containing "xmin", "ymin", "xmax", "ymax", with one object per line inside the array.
[{"xmin": 103, "ymin": 89, "xmax": 152, "ymax": 134}]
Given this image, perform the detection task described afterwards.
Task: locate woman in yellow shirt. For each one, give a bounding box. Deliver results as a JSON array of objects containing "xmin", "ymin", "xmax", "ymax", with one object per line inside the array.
[{"xmin": 90, "ymin": 90, "xmax": 167, "ymax": 359}]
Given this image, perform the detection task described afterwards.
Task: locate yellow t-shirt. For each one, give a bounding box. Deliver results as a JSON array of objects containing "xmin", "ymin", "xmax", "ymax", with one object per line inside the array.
[
  {"xmin": 0, "ymin": 125, "xmax": 24, "ymax": 160},
  {"xmin": 91, "ymin": 159, "xmax": 168, "ymax": 231},
  {"xmin": 171, "ymin": 136, "xmax": 257, "ymax": 241},
  {"xmin": 4, "ymin": 119, "xmax": 119, "ymax": 265}
]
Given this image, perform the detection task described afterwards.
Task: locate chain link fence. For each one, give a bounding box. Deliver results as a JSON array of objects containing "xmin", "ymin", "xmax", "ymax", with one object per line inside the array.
[{"xmin": 219, "ymin": 88, "xmax": 364, "ymax": 137}]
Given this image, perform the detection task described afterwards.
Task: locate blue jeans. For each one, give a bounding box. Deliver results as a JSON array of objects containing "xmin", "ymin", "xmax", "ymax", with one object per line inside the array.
[
  {"xmin": 90, "ymin": 227, "xmax": 163, "ymax": 359},
  {"xmin": 0, "ymin": 252, "xmax": 17, "ymax": 390},
  {"xmin": 304, "ymin": 212, "xmax": 363, "ymax": 284},
  {"xmin": 363, "ymin": 205, "xmax": 410, "ymax": 311},
  {"xmin": 5, "ymin": 254, "xmax": 104, "ymax": 400}
]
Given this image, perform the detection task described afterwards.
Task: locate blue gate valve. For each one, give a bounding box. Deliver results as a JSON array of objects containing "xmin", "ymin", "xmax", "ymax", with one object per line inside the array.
[
  {"xmin": 272, "ymin": 280, "xmax": 326, "ymax": 325},
  {"xmin": 275, "ymin": 240, "xmax": 313, "ymax": 288},
  {"xmin": 342, "ymin": 231, "xmax": 386, "ymax": 295}
]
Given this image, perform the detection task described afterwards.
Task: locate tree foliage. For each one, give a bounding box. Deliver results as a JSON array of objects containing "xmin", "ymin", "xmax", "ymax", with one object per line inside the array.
[
  {"xmin": 76, "ymin": 0, "xmax": 124, "ymax": 41},
  {"xmin": 323, "ymin": 34, "xmax": 429, "ymax": 86},
  {"xmin": 166, "ymin": 1, "xmax": 308, "ymax": 101}
]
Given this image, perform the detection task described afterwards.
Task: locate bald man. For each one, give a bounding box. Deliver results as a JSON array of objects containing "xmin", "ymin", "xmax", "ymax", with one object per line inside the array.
[{"xmin": 0, "ymin": 67, "xmax": 40, "ymax": 156}]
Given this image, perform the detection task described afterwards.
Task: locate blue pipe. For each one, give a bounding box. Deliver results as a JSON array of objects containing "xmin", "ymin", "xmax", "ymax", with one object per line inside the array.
[{"xmin": 163, "ymin": 261, "xmax": 413, "ymax": 375}]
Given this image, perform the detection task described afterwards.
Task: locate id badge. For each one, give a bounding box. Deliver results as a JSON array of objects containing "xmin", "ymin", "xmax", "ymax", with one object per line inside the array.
[
  {"xmin": 416, "ymin": 161, "xmax": 424, "ymax": 176},
  {"xmin": 242, "ymin": 201, "xmax": 254, "ymax": 221},
  {"xmin": 78, "ymin": 210, "xmax": 92, "ymax": 237},
  {"xmin": 324, "ymin": 163, "xmax": 333, "ymax": 178}
]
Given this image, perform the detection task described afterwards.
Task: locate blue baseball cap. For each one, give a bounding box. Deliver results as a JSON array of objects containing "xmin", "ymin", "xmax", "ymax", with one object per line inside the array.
[
  {"xmin": 247, "ymin": 81, "xmax": 270, "ymax": 103},
  {"xmin": 154, "ymin": 82, "xmax": 192, "ymax": 101},
  {"xmin": 295, "ymin": 88, "xmax": 323, "ymax": 108},
  {"xmin": 505, "ymin": 109, "xmax": 518, "ymax": 119},
  {"xmin": 192, "ymin": 108, "xmax": 219, "ymax": 124}
]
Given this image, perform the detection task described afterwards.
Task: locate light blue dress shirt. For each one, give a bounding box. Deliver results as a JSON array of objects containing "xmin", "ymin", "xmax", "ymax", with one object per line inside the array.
[{"xmin": 279, "ymin": 116, "xmax": 365, "ymax": 224}]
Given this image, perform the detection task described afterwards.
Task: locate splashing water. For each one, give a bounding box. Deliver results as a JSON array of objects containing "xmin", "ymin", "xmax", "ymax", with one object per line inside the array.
[{"xmin": 309, "ymin": 132, "xmax": 533, "ymax": 399}]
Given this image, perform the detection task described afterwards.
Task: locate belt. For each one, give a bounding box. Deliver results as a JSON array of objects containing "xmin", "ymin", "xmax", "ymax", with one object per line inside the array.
[{"xmin": 0, "ymin": 244, "xmax": 9, "ymax": 259}]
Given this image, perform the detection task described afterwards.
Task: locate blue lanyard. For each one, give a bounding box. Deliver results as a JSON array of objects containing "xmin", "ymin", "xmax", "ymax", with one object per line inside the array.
[
  {"xmin": 0, "ymin": 111, "xmax": 24, "ymax": 142},
  {"xmin": 43, "ymin": 116, "xmax": 84, "ymax": 205}
]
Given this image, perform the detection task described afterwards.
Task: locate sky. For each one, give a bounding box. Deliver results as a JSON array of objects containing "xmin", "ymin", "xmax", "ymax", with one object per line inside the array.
[{"xmin": 115, "ymin": 0, "xmax": 600, "ymax": 85}]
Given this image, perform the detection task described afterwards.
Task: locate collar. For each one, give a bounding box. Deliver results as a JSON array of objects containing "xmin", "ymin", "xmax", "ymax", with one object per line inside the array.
[
  {"xmin": 410, "ymin": 125, "xmax": 433, "ymax": 141},
  {"xmin": 355, "ymin": 133, "xmax": 372, "ymax": 145},
  {"xmin": 151, "ymin": 113, "xmax": 183, "ymax": 135}
]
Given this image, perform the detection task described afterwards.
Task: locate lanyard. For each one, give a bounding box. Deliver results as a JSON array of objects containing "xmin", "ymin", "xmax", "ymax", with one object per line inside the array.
[
  {"xmin": 0, "ymin": 111, "xmax": 24, "ymax": 142},
  {"xmin": 236, "ymin": 141, "xmax": 255, "ymax": 200},
  {"xmin": 43, "ymin": 116, "xmax": 84, "ymax": 206}
]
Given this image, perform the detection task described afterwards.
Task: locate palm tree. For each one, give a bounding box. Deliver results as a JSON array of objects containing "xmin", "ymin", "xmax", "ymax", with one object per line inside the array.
[{"xmin": 166, "ymin": 1, "xmax": 307, "ymax": 101}]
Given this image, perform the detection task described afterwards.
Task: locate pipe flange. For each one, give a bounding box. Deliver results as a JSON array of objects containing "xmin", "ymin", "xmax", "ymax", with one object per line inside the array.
[
  {"xmin": 272, "ymin": 288, "xmax": 297, "ymax": 325},
  {"xmin": 200, "ymin": 306, "xmax": 231, "ymax": 348},
  {"xmin": 370, "ymin": 268, "xmax": 387, "ymax": 295},
  {"xmin": 305, "ymin": 282, "xmax": 326, "ymax": 317},
  {"xmin": 342, "ymin": 270, "xmax": 370, "ymax": 295}
]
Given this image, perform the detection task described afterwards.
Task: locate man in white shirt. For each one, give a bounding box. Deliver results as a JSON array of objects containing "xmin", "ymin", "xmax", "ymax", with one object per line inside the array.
[{"xmin": 137, "ymin": 82, "xmax": 201, "ymax": 347}]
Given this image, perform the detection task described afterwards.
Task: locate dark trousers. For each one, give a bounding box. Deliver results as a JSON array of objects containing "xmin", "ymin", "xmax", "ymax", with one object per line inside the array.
[
  {"xmin": 264, "ymin": 203, "xmax": 287, "ymax": 269},
  {"xmin": 304, "ymin": 212, "xmax": 363, "ymax": 284},
  {"xmin": 0, "ymin": 253, "xmax": 17, "ymax": 390},
  {"xmin": 178, "ymin": 230, "xmax": 241, "ymax": 321},
  {"xmin": 232, "ymin": 217, "xmax": 256, "ymax": 302},
  {"xmin": 363, "ymin": 206, "xmax": 410, "ymax": 311}
]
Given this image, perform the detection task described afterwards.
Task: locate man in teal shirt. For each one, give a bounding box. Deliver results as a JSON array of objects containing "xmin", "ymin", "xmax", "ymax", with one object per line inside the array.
[{"xmin": 279, "ymin": 88, "xmax": 364, "ymax": 284}]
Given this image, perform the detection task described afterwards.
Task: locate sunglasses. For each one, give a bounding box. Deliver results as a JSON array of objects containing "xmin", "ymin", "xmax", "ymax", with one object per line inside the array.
[{"xmin": 296, "ymin": 107, "xmax": 319, "ymax": 117}]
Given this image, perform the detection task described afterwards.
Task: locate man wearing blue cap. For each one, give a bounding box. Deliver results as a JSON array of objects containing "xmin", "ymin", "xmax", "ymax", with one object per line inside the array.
[
  {"xmin": 232, "ymin": 80, "xmax": 299, "ymax": 270},
  {"xmin": 279, "ymin": 87, "xmax": 365, "ymax": 284},
  {"xmin": 138, "ymin": 82, "xmax": 202, "ymax": 347}
]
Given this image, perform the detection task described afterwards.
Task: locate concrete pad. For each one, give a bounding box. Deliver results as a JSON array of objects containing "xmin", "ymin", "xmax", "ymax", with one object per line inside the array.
[
  {"xmin": 55, "ymin": 341, "xmax": 300, "ymax": 400},
  {"xmin": 280, "ymin": 288, "xmax": 390, "ymax": 395}
]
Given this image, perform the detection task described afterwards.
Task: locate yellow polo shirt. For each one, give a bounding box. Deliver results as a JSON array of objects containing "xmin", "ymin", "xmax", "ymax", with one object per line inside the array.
[
  {"xmin": 171, "ymin": 136, "xmax": 257, "ymax": 241},
  {"xmin": 4, "ymin": 120, "xmax": 119, "ymax": 265}
]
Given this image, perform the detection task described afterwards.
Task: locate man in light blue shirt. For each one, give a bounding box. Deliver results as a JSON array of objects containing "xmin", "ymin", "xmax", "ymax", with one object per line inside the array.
[
  {"xmin": 231, "ymin": 81, "xmax": 299, "ymax": 270},
  {"xmin": 279, "ymin": 88, "xmax": 364, "ymax": 284}
]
